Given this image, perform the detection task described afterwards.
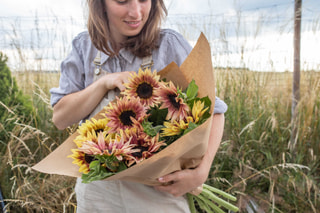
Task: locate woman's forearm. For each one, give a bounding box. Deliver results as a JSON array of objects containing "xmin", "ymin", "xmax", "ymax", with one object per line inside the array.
[
  {"xmin": 52, "ymin": 79, "xmax": 108, "ymax": 130},
  {"xmin": 197, "ymin": 113, "xmax": 225, "ymax": 180},
  {"xmin": 52, "ymin": 71, "xmax": 133, "ymax": 130}
]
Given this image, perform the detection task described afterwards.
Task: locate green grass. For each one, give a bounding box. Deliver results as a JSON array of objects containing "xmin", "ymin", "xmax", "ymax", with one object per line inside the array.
[{"xmin": 1, "ymin": 69, "xmax": 319, "ymax": 212}]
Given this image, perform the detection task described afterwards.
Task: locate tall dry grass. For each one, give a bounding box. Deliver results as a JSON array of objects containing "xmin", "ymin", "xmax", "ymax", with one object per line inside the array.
[
  {"xmin": 210, "ymin": 68, "xmax": 320, "ymax": 212},
  {"xmin": 0, "ymin": 80, "xmax": 77, "ymax": 213},
  {"xmin": 2, "ymin": 69, "xmax": 319, "ymax": 213}
]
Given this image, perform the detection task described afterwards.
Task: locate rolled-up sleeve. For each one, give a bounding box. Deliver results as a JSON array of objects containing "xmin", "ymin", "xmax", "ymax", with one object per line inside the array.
[
  {"xmin": 214, "ymin": 96, "xmax": 228, "ymax": 114},
  {"xmin": 50, "ymin": 35, "xmax": 86, "ymax": 107}
]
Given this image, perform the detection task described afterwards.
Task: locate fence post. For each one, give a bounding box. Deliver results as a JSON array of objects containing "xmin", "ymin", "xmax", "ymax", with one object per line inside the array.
[{"xmin": 290, "ymin": 0, "xmax": 302, "ymax": 152}]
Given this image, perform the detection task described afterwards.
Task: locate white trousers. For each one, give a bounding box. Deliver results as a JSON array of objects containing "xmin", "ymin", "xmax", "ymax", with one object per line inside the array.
[{"xmin": 75, "ymin": 178, "xmax": 190, "ymax": 213}]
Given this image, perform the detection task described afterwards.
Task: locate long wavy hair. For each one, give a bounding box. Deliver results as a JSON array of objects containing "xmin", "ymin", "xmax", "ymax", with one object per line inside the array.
[{"xmin": 87, "ymin": 0, "xmax": 167, "ymax": 57}]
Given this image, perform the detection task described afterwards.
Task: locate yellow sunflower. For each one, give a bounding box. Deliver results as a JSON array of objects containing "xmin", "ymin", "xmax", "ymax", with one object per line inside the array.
[
  {"xmin": 161, "ymin": 117, "xmax": 194, "ymax": 137},
  {"xmin": 68, "ymin": 149, "xmax": 91, "ymax": 174},
  {"xmin": 122, "ymin": 68, "xmax": 161, "ymax": 107},
  {"xmin": 192, "ymin": 100, "xmax": 209, "ymax": 123},
  {"xmin": 74, "ymin": 118, "xmax": 110, "ymax": 147},
  {"xmin": 156, "ymin": 81, "xmax": 190, "ymax": 121},
  {"xmin": 104, "ymin": 96, "xmax": 147, "ymax": 133}
]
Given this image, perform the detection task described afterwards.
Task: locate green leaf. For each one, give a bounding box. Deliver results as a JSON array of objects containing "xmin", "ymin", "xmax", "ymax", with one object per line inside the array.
[
  {"xmin": 104, "ymin": 155, "xmax": 120, "ymax": 172},
  {"xmin": 89, "ymin": 160, "xmax": 100, "ymax": 169},
  {"xmin": 183, "ymin": 122, "xmax": 198, "ymax": 135},
  {"xmin": 147, "ymin": 106, "xmax": 168, "ymax": 126},
  {"xmin": 142, "ymin": 120, "xmax": 163, "ymax": 137},
  {"xmin": 81, "ymin": 159, "xmax": 115, "ymax": 183},
  {"xmin": 117, "ymin": 161, "xmax": 128, "ymax": 172},
  {"xmin": 161, "ymin": 134, "xmax": 180, "ymax": 146},
  {"xmin": 185, "ymin": 79, "xmax": 198, "ymax": 100}
]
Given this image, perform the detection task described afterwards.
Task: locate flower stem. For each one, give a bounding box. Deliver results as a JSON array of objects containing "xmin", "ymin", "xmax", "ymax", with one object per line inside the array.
[
  {"xmin": 203, "ymin": 184, "xmax": 237, "ymax": 201},
  {"xmin": 198, "ymin": 194, "xmax": 225, "ymax": 213},
  {"xmin": 187, "ymin": 194, "xmax": 197, "ymax": 213},
  {"xmin": 201, "ymin": 188, "xmax": 239, "ymax": 212},
  {"xmin": 193, "ymin": 196, "xmax": 212, "ymax": 212}
]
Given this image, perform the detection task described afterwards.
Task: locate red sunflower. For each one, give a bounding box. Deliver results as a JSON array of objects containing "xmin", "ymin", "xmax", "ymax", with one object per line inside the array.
[
  {"xmin": 122, "ymin": 68, "xmax": 161, "ymax": 107},
  {"xmin": 104, "ymin": 96, "xmax": 147, "ymax": 133},
  {"xmin": 156, "ymin": 81, "xmax": 190, "ymax": 121}
]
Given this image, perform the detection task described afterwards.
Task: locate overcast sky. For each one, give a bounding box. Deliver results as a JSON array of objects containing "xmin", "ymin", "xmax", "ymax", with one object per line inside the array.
[
  {"xmin": 1, "ymin": 0, "xmax": 319, "ymax": 71},
  {"xmin": 1, "ymin": 0, "xmax": 318, "ymax": 17}
]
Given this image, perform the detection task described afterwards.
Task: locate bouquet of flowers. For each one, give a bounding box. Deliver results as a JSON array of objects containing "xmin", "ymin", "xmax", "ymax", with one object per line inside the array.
[
  {"xmin": 69, "ymin": 68, "xmax": 212, "ymax": 183},
  {"xmin": 32, "ymin": 33, "xmax": 238, "ymax": 212}
]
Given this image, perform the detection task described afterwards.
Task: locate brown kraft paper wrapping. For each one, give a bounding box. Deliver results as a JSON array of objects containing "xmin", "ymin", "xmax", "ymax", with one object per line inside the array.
[{"xmin": 32, "ymin": 33, "xmax": 216, "ymax": 186}]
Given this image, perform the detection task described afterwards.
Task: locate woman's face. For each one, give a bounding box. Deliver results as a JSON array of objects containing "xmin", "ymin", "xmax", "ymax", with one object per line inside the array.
[{"xmin": 104, "ymin": 0, "xmax": 152, "ymax": 44}]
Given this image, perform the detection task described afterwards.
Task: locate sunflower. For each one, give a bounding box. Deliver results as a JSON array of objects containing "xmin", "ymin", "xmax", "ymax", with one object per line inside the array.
[
  {"xmin": 104, "ymin": 96, "xmax": 147, "ymax": 133},
  {"xmin": 122, "ymin": 68, "xmax": 161, "ymax": 107},
  {"xmin": 78, "ymin": 131, "xmax": 109, "ymax": 155},
  {"xmin": 74, "ymin": 118, "xmax": 111, "ymax": 147},
  {"xmin": 161, "ymin": 117, "xmax": 194, "ymax": 137},
  {"xmin": 76, "ymin": 131, "xmax": 137, "ymax": 172},
  {"xmin": 156, "ymin": 81, "xmax": 190, "ymax": 121},
  {"xmin": 68, "ymin": 149, "xmax": 91, "ymax": 174},
  {"xmin": 119, "ymin": 126, "xmax": 166, "ymax": 166},
  {"xmin": 192, "ymin": 100, "xmax": 209, "ymax": 123},
  {"xmin": 79, "ymin": 131, "xmax": 136, "ymax": 160}
]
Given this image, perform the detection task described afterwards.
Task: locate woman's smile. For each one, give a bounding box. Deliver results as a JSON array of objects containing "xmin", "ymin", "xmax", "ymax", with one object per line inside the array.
[{"xmin": 124, "ymin": 20, "xmax": 142, "ymax": 28}]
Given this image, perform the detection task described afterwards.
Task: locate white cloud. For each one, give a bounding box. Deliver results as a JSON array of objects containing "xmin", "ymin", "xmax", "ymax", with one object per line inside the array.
[
  {"xmin": 0, "ymin": 0, "xmax": 84, "ymax": 18},
  {"xmin": 165, "ymin": 0, "xmax": 234, "ymax": 15}
]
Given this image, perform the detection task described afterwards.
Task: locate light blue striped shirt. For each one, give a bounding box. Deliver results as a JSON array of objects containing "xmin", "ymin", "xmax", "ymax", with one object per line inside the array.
[{"xmin": 50, "ymin": 29, "xmax": 227, "ymax": 114}]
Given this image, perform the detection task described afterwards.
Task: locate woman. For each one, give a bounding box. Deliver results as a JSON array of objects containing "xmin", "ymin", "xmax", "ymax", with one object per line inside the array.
[{"xmin": 50, "ymin": 0, "xmax": 227, "ymax": 212}]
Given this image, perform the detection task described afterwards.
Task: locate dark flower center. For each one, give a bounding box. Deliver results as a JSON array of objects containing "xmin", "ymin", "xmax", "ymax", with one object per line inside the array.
[
  {"xmin": 119, "ymin": 110, "xmax": 136, "ymax": 126},
  {"xmin": 168, "ymin": 94, "xmax": 180, "ymax": 109},
  {"xmin": 84, "ymin": 154, "xmax": 95, "ymax": 164},
  {"xmin": 94, "ymin": 128, "xmax": 104, "ymax": 135},
  {"xmin": 131, "ymin": 145, "xmax": 149, "ymax": 158},
  {"xmin": 136, "ymin": 82, "xmax": 153, "ymax": 99}
]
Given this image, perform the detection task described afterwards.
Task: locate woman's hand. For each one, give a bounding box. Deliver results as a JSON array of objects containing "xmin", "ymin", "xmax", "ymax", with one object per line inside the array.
[
  {"xmin": 98, "ymin": 71, "xmax": 134, "ymax": 91},
  {"xmin": 154, "ymin": 165, "xmax": 208, "ymax": 197}
]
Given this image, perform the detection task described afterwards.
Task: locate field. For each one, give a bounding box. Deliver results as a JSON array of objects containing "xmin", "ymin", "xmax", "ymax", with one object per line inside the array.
[{"xmin": 0, "ymin": 68, "xmax": 318, "ymax": 212}]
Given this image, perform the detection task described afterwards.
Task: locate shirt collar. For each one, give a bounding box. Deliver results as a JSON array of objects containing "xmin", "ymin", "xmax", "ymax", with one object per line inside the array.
[
  {"xmin": 119, "ymin": 48, "xmax": 135, "ymax": 64},
  {"xmin": 100, "ymin": 48, "xmax": 135, "ymax": 65},
  {"xmin": 100, "ymin": 51, "xmax": 110, "ymax": 65}
]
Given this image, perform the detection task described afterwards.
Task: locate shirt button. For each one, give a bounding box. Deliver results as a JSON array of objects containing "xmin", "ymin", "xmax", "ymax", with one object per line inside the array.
[{"xmin": 95, "ymin": 68, "xmax": 100, "ymax": 75}]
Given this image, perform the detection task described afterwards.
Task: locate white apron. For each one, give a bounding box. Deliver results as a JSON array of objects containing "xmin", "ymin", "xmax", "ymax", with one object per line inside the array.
[{"xmin": 75, "ymin": 52, "xmax": 190, "ymax": 213}]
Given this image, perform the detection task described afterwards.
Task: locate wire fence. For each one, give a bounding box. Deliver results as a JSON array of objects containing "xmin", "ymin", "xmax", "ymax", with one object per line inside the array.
[{"xmin": 0, "ymin": 2, "xmax": 319, "ymax": 72}]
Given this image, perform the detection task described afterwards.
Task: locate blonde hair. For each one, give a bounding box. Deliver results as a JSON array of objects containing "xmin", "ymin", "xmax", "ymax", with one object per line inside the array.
[{"xmin": 87, "ymin": 0, "xmax": 167, "ymax": 57}]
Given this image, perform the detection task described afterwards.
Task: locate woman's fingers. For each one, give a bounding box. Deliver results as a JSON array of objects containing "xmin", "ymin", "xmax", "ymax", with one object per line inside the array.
[
  {"xmin": 154, "ymin": 169, "xmax": 201, "ymax": 197},
  {"xmin": 100, "ymin": 71, "xmax": 134, "ymax": 91}
]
